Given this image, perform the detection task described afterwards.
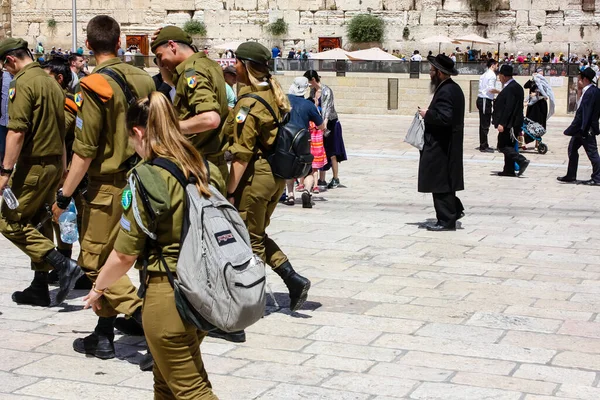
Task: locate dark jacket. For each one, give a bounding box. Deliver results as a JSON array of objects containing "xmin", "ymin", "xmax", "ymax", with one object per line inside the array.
[
  {"xmin": 493, "ymin": 79, "xmax": 524, "ymax": 132},
  {"xmin": 564, "ymin": 85, "xmax": 600, "ymax": 137},
  {"xmin": 419, "ymin": 78, "xmax": 465, "ymax": 193}
]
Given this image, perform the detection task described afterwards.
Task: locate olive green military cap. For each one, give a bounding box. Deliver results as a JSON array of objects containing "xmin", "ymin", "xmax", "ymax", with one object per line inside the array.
[
  {"xmin": 235, "ymin": 42, "xmax": 271, "ymax": 65},
  {"xmin": 0, "ymin": 38, "xmax": 28, "ymax": 59},
  {"xmin": 151, "ymin": 26, "xmax": 193, "ymax": 53}
]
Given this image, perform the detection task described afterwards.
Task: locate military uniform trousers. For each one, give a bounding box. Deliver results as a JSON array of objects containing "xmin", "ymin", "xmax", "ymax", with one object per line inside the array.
[
  {"xmin": 0, "ymin": 157, "xmax": 62, "ymax": 271},
  {"xmin": 234, "ymin": 158, "xmax": 288, "ymax": 269},
  {"xmin": 79, "ymin": 174, "xmax": 141, "ymax": 318},
  {"xmin": 143, "ymin": 273, "xmax": 218, "ymax": 400},
  {"xmin": 205, "ymin": 153, "xmax": 229, "ymax": 195}
]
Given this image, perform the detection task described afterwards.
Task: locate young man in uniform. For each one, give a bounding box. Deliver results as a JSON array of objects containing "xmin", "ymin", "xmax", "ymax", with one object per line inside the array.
[
  {"xmin": 51, "ymin": 15, "xmax": 155, "ymax": 360},
  {"xmin": 150, "ymin": 26, "xmax": 229, "ymax": 194},
  {"xmin": 0, "ymin": 38, "xmax": 81, "ymax": 307}
]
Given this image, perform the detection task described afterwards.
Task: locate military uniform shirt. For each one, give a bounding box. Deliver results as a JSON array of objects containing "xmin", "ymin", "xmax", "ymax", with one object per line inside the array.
[
  {"xmin": 172, "ymin": 52, "xmax": 229, "ymax": 156},
  {"xmin": 8, "ymin": 62, "xmax": 65, "ymax": 158},
  {"xmin": 222, "ymin": 85, "xmax": 280, "ymax": 163},
  {"xmin": 72, "ymin": 58, "xmax": 155, "ymax": 176},
  {"xmin": 115, "ymin": 165, "xmax": 185, "ymax": 273}
]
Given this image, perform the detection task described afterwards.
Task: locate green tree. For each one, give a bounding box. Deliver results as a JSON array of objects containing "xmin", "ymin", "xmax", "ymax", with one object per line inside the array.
[
  {"xmin": 183, "ymin": 20, "xmax": 207, "ymax": 36},
  {"xmin": 347, "ymin": 14, "xmax": 385, "ymax": 43}
]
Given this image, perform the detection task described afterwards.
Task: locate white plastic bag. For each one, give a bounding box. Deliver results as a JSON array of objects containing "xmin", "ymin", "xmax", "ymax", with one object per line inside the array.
[{"xmin": 404, "ymin": 112, "xmax": 424, "ymax": 150}]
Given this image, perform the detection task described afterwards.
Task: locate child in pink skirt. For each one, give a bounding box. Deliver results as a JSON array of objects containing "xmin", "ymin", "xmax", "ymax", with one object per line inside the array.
[{"xmin": 297, "ymin": 121, "xmax": 327, "ymax": 197}]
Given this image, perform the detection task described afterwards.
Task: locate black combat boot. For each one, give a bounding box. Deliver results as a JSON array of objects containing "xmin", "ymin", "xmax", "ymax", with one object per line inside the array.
[
  {"xmin": 114, "ymin": 306, "xmax": 144, "ymax": 336},
  {"xmin": 274, "ymin": 261, "xmax": 311, "ymax": 312},
  {"xmin": 207, "ymin": 328, "xmax": 246, "ymax": 343},
  {"xmin": 48, "ymin": 249, "xmax": 72, "ymax": 285},
  {"xmin": 44, "ymin": 249, "xmax": 83, "ymax": 305},
  {"xmin": 12, "ymin": 271, "xmax": 51, "ymax": 307},
  {"xmin": 139, "ymin": 348, "xmax": 154, "ymax": 371},
  {"xmin": 73, "ymin": 316, "xmax": 116, "ymax": 359},
  {"xmin": 73, "ymin": 274, "xmax": 93, "ymax": 290}
]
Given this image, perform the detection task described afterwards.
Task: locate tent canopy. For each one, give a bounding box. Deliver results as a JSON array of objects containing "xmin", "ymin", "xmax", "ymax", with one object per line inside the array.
[
  {"xmin": 214, "ymin": 41, "xmax": 244, "ymax": 50},
  {"xmin": 421, "ymin": 35, "xmax": 461, "ymax": 44},
  {"xmin": 347, "ymin": 47, "xmax": 399, "ymax": 61},
  {"xmin": 454, "ymin": 34, "xmax": 495, "ymax": 45},
  {"xmin": 310, "ymin": 48, "xmax": 354, "ymax": 60}
]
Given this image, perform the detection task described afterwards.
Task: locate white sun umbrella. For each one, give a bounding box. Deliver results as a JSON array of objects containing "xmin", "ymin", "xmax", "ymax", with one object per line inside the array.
[
  {"xmin": 347, "ymin": 47, "xmax": 399, "ymax": 61},
  {"xmin": 311, "ymin": 48, "xmax": 354, "ymax": 60},
  {"xmin": 455, "ymin": 33, "xmax": 495, "ymax": 46},
  {"xmin": 421, "ymin": 35, "xmax": 462, "ymax": 54}
]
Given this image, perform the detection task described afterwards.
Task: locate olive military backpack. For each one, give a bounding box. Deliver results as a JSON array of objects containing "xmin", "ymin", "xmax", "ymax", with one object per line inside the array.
[
  {"xmin": 239, "ymin": 93, "xmax": 314, "ymax": 179},
  {"xmin": 135, "ymin": 158, "xmax": 267, "ymax": 333}
]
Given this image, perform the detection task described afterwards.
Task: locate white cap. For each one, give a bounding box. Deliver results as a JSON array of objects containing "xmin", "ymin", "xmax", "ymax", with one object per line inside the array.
[{"xmin": 289, "ymin": 77, "xmax": 309, "ymax": 97}]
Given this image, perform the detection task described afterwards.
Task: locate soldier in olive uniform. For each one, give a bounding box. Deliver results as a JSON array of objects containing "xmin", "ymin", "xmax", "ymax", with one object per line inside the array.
[
  {"xmin": 83, "ymin": 92, "xmax": 218, "ymax": 400},
  {"xmin": 150, "ymin": 26, "xmax": 229, "ymax": 193},
  {"xmin": 51, "ymin": 16, "xmax": 154, "ymax": 360},
  {"xmin": 0, "ymin": 38, "xmax": 81, "ymax": 307},
  {"xmin": 224, "ymin": 43, "xmax": 311, "ymax": 312}
]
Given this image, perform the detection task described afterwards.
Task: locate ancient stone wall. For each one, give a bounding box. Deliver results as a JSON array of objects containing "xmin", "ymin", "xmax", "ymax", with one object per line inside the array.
[
  {"xmin": 9, "ymin": 0, "xmax": 600, "ymax": 55},
  {"xmin": 0, "ymin": 0, "xmax": 10, "ymax": 39}
]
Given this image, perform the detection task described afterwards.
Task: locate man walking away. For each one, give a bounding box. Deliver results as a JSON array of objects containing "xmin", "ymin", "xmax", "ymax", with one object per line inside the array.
[
  {"xmin": 493, "ymin": 64, "xmax": 529, "ymax": 177},
  {"xmin": 476, "ymin": 59, "xmax": 499, "ymax": 152},
  {"xmin": 418, "ymin": 54, "xmax": 465, "ymax": 232},
  {"xmin": 558, "ymin": 67, "xmax": 600, "ymax": 185}
]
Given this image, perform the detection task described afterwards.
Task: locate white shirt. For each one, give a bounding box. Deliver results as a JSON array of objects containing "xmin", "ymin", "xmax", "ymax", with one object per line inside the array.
[
  {"xmin": 478, "ymin": 69, "xmax": 497, "ymax": 100},
  {"xmin": 577, "ymin": 83, "xmax": 593, "ymax": 110},
  {"xmin": 503, "ymin": 78, "xmax": 515, "ymax": 88},
  {"xmin": 411, "ymin": 54, "xmax": 422, "ymax": 61}
]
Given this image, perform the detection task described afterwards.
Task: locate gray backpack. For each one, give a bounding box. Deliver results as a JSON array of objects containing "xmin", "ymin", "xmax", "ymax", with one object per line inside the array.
[{"xmin": 135, "ymin": 158, "xmax": 266, "ymax": 333}]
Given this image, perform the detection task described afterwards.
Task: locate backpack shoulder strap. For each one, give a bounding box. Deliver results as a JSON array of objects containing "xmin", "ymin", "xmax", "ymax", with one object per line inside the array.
[
  {"xmin": 151, "ymin": 158, "xmax": 189, "ymax": 187},
  {"xmin": 239, "ymin": 93, "xmax": 281, "ymax": 127},
  {"xmin": 99, "ymin": 67, "xmax": 137, "ymax": 106}
]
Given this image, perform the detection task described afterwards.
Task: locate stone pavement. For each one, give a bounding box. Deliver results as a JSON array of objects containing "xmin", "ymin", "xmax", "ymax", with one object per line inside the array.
[{"xmin": 2, "ymin": 114, "xmax": 600, "ymax": 399}]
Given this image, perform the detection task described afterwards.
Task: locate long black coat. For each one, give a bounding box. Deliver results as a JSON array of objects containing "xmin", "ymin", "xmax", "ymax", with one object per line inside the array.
[
  {"xmin": 418, "ymin": 78, "xmax": 465, "ymax": 193},
  {"xmin": 564, "ymin": 85, "xmax": 600, "ymax": 137},
  {"xmin": 493, "ymin": 80, "xmax": 524, "ymax": 148}
]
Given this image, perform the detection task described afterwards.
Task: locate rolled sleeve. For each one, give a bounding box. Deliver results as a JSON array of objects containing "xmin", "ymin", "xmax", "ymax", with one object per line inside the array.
[
  {"xmin": 189, "ymin": 73, "xmax": 221, "ymax": 115},
  {"xmin": 72, "ymin": 89, "xmax": 102, "ymax": 159},
  {"xmin": 113, "ymin": 195, "xmax": 147, "ymax": 257},
  {"xmin": 7, "ymin": 82, "xmax": 32, "ymax": 132}
]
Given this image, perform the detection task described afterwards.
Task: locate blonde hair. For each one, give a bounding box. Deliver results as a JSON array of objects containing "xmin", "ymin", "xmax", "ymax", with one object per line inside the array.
[
  {"xmin": 126, "ymin": 92, "xmax": 211, "ymax": 197},
  {"xmin": 245, "ymin": 61, "xmax": 291, "ymax": 112}
]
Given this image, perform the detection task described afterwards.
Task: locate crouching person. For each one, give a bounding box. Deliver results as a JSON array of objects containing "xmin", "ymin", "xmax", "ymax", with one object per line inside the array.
[{"xmin": 83, "ymin": 92, "xmax": 218, "ymax": 399}]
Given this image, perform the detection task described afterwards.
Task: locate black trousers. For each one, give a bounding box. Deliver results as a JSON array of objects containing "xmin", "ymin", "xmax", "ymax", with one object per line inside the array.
[
  {"xmin": 566, "ymin": 134, "xmax": 600, "ymax": 182},
  {"xmin": 432, "ymin": 192, "xmax": 464, "ymax": 227},
  {"xmin": 476, "ymin": 97, "xmax": 493, "ymax": 148},
  {"xmin": 498, "ymin": 131, "xmax": 527, "ymax": 174}
]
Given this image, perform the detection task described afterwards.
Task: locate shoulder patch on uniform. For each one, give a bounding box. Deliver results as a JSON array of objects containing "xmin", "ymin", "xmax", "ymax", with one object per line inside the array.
[
  {"xmin": 122, "ymin": 189, "xmax": 132, "ymax": 210},
  {"xmin": 74, "ymin": 92, "xmax": 83, "ymax": 107},
  {"xmin": 185, "ymin": 68, "xmax": 198, "ymax": 89},
  {"xmin": 8, "ymin": 80, "xmax": 15, "ymax": 100},
  {"xmin": 120, "ymin": 215, "xmax": 131, "ymax": 232},
  {"xmin": 236, "ymin": 106, "xmax": 250, "ymax": 124},
  {"xmin": 65, "ymin": 97, "xmax": 78, "ymax": 114}
]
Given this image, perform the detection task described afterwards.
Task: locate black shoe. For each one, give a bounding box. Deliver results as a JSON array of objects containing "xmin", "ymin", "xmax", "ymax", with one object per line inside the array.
[
  {"xmin": 73, "ymin": 274, "xmax": 93, "ymax": 290},
  {"xmin": 517, "ymin": 160, "xmax": 530, "ymax": 177},
  {"xmin": 48, "ymin": 269, "xmax": 59, "ymax": 285},
  {"xmin": 45, "ymin": 250, "xmax": 83, "ymax": 305},
  {"xmin": 426, "ymin": 223, "xmax": 456, "ymax": 232},
  {"xmin": 579, "ymin": 179, "xmax": 600, "ymax": 186},
  {"xmin": 301, "ymin": 191, "xmax": 312, "ymax": 209},
  {"xmin": 317, "ymin": 179, "xmax": 328, "ymax": 189},
  {"xmin": 497, "ymin": 171, "xmax": 516, "ymax": 177},
  {"xmin": 557, "ymin": 176, "xmax": 577, "ymax": 183},
  {"xmin": 479, "ymin": 147, "xmax": 494, "ymax": 153},
  {"xmin": 458, "ymin": 212, "xmax": 465, "ymax": 220},
  {"xmin": 73, "ymin": 316, "xmax": 116, "ymax": 359},
  {"xmin": 275, "ymin": 262, "xmax": 311, "ymax": 312},
  {"xmin": 12, "ymin": 272, "xmax": 51, "ymax": 307},
  {"xmin": 327, "ymin": 178, "xmax": 340, "ymax": 189},
  {"xmin": 114, "ymin": 307, "xmax": 144, "ymax": 336},
  {"xmin": 207, "ymin": 328, "xmax": 247, "ymax": 343},
  {"xmin": 139, "ymin": 351, "xmax": 154, "ymax": 371}
]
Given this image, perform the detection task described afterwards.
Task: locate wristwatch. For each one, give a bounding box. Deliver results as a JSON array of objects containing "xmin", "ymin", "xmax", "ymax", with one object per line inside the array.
[
  {"xmin": 0, "ymin": 166, "xmax": 13, "ymax": 177},
  {"xmin": 56, "ymin": 188, "xmax": 72, "ymax": 210}
]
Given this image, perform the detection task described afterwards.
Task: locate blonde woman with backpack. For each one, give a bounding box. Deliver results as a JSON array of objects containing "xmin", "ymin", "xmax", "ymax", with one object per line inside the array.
[
  {"xmin": 82, "ymin": 92, "xmax": 218, "ymax": 400},
  {"xmin": 223, "ymin": 42, "xmax": 312, "ymax": 313}
]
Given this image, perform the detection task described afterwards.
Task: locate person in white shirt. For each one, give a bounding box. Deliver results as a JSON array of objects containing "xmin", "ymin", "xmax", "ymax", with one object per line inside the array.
[
  {"xmin": 410, "ymin": 50, "xmax": 422, "ymax": 61},
  {"xmin": 476, "ymin": 59, "xmax": 500, "ymax": 152}
]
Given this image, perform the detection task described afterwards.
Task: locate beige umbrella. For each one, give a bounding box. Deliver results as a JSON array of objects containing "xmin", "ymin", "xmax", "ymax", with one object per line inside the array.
[
  {"xmin": 311, "ymin": 48, "xmax": 356, "ymax": 60},
  {"xmin": 214, "ymin": 41, "xmax": 244, "ymax": 51},
  {"xmin": 347, "ymin": 47, "xmax": 399, "ymax": 61},
  {"xmin": 421, "ymin": 35, "xmax": 462, "ymax": 54},
  {"xmin": 454, "ymin": 34, "xmax": 495, "ymax": 46}
]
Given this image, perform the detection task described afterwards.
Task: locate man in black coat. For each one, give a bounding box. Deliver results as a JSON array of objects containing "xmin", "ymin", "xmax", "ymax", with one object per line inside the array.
[
  {"xmin": 558, "ymin": 67, "xmax": 600, "ymax": 185},
  {"xmin": 418, "ymin": 54, "xmax": 465, "ymax": 232},
  {"xmin": 493, "ymin": 64, "xmax": 530, "ymax": 177}
]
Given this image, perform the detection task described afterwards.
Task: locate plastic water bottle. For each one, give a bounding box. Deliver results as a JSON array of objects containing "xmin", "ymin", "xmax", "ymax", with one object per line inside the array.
[
  {"xmin": 2, "ymin": 186, "xmax": 19, "ymax": 210},
  {"xmin": 58, "ymin": 200, "xmax": 79, "ymax": 244}
]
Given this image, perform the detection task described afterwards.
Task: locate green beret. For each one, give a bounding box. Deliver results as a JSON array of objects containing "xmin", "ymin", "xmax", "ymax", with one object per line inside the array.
[
  {"xmin": 235, "ymin": 42, "xmax": 271, "ymax": 65},
  {"xmin": 151, "ymin": 26, "xmax": 193, "ymax": 53},
  {"xmin": 0, "ymin": 38, "xmax": 28, "ymax": 60}
]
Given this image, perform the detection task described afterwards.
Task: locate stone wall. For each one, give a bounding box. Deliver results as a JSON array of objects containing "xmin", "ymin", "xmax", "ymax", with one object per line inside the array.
[
  {"xmin": 9, "ymin": 0, "xmax": 600, "ymax": 55},
  {"xmin": 0, "ymin": 0, "xmax": 9, "ymax": 39}
]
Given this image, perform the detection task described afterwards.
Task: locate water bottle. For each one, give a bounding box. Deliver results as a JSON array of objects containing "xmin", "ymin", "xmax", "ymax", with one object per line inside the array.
[
  {"xmin": 2, "ymin": 186, "xmax": 19, "ymax": 210},
  {"xmin": 58, "ymin": 200, "xmax": 79, "ymax": 244}
]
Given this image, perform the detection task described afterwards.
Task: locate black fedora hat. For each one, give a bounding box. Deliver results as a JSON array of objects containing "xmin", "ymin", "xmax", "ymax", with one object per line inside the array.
[
  {"xmin": 580, "ymin": 67, "xmax": 596, "ymax": 83},
  {"xmin": 498, "ymin": 64, "xmax": 514, "ymax": 77},
  {"xmin": 427, "ymin": 54, "xmax": 458, "ymax": 76}
]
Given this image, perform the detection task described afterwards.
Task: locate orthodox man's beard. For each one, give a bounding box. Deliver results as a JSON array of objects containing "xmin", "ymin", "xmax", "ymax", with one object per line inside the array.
[{"xmin": 430, "ymin": 72, "xmax": 442, "ymax": 94}]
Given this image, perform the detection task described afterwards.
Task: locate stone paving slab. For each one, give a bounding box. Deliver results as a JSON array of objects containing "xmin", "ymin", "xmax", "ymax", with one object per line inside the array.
[{"xmin": 2, "ymin": 115, "xmax": 600, "ymax": 398}]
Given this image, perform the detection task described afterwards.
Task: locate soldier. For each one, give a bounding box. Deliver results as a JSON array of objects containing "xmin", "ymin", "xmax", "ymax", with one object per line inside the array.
[
  {"xmin": 150, "ymin": 26, "xmax": 229, "ymax": 193},
  {"xmin": 0, "ymin": 38, "xmax": 81, "ymax": 307},
  {"xmin": 224, "ymin": 43, "xmax": 311, "ymax": 313},
  {"xmin": 51, "ymin": 15, "xmax": 155, "ymax": 361}
]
